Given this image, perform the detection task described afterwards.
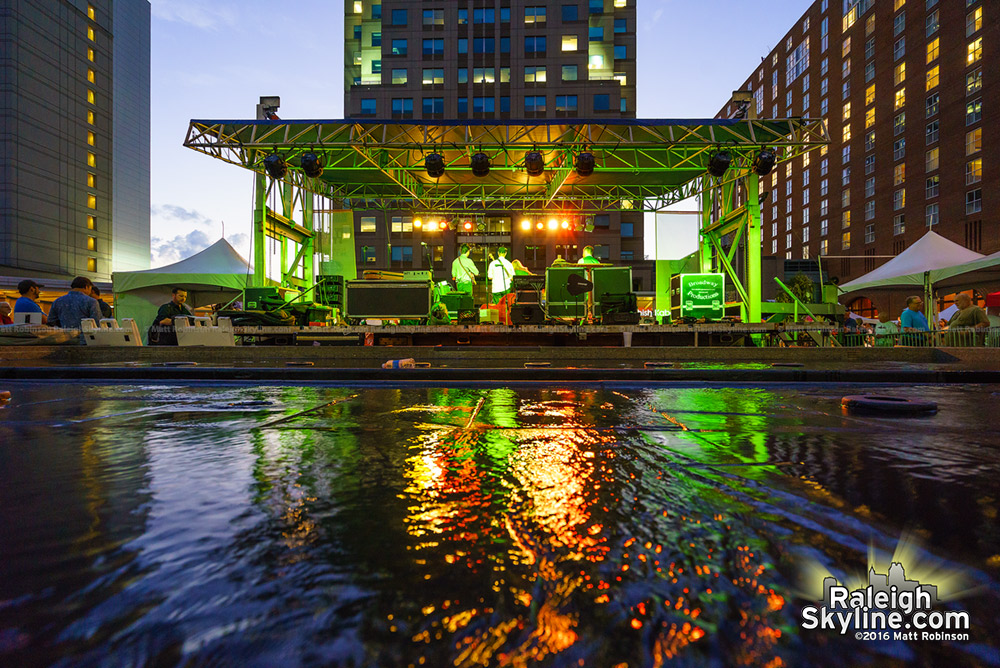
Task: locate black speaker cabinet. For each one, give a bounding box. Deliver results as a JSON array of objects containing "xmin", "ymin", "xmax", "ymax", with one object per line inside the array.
[
  {"xmin": 510, "ymin": 303, "xmax": 545, "ymax": 324},
  {"xmin": 346, "ymin": 280, "xmax": 431, "ymax": 319}
]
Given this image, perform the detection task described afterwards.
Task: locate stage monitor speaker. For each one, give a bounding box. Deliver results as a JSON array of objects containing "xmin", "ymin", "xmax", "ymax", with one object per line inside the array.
[
  {"xmin": 457, "ymin": 309, "xmax": 478, "ymax": 324},
  {"xmin": 346, "ymin": 280, "xmax": 431, "ymax": 319},
  {"xmin": 510, "ymin": 303, "xmax": 545, "ymax": 324}
]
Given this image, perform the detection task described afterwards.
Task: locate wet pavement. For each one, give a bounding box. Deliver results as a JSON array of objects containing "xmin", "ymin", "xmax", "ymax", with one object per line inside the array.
[{"xmin": 1, "ymin": 381, "xmax": 998, "ymax": 666}]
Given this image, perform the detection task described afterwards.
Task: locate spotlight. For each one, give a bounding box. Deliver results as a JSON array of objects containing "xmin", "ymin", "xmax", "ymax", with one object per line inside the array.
[
  {"xmin": 300, "ymin": 152, "xmax": 323, "ymax": 178},
  {"xmin": 263, "ymin": 153, "xmax": 287, "ymax": 179},
  {"xmin": 463, "ymin": 221, "xmax": 474, "ymax": 232},
  {"xmin": 413, "ymin": 219, "xmax": 423, "ymax": 229},
  {"xmin": 439, "ymin": 221, "xmax": 448, "ymax": 230},
  {"xmin": 547, "ymin": 218, "xmax": 558, "ymax": 230},
  {"xmin": 707, "ymin": 150, "xmax": 732, "ymax": 177},
  {"xmin": 524, "ymin": 151, "xmax": 545, "ymax": 177},
  {"xmin": 471, "ymin": 152, "xmax": 491, "ymax": 177},
  {"xmin": 575, "ymin": 152, "xmax": 595, "ymax": 177},
  {"xmin": 752, "ymin": 148, "xmax": 776, "ymax": 176},
  {"xmin": 521, "ymin": 219, "xmax": 532, "ymax": 230},
  {"xmin": 426, "ymin": 153, "xmax": 446, "ymax": 178},
  {"xmin": 561, "ymin": 220, "xmax": 570, "ymax": 230},
  {"xmin": 536, "ymin": 222, "xmax": 544, "ymax": 230}
]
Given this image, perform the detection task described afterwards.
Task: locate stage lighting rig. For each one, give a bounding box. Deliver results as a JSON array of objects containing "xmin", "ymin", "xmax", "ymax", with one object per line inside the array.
[
  {"xmin": 707, "ymin": 150, "xmax": 732, "ymax": 177},
  {"xmin": 263, "ymin": 153, "xmax": 287, "ymax": 179},
  {"xmin": 426, "ymin": 153, "xmax": 446, "ymax": 178},
  {"xmin": 300, "ymin": 152, "xmax": 323, "ymax": 178}
]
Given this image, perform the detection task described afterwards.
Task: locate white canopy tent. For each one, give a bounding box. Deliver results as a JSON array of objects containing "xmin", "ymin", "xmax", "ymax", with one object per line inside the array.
[
  {"xmin": 112, "ymin": 239, "xmax": 250, "ymax": 343},
  {"xmin": 838, "ymin": 231, "xmax": 989, "ymax": 320}
]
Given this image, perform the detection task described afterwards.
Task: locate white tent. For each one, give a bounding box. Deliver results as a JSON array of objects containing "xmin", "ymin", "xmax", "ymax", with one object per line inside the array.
[
  {"xmin": 112, "ymin": 239, "xmax": 250, "ymax": 343},
  {"xmin": 839, "ymin": 231, "xmax": 984, "ymax": 292}
]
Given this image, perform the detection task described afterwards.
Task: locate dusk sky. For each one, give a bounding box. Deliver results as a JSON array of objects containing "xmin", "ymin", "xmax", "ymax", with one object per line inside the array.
[{"xmin": 149, "ymin": 0, "xmax": 811, "ymax": 266}]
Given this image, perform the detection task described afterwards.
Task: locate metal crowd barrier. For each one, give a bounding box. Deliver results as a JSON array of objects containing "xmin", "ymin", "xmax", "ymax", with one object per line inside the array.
[{"xmin": 763, "ymin": 325, "xmax": 1000, "ymax": 348}]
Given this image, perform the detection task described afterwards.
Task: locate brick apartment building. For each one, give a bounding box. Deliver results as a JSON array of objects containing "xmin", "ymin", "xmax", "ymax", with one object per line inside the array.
[
  {"xmin": 716, "ymin": 0, "xmax": 996, "ymax": 315},
  {"xmin": 343, "ymin": 0, "xmax": 648, "ymax": 293}
]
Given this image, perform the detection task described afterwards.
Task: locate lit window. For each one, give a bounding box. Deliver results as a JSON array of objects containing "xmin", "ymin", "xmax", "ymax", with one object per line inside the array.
[
  {"xmin": 87, "ymin": 257, "xmax": 96, "ymax": 272},
  {"xmin": 87, "ymin": 26, "xmax": 94, "ymax": 41},
  {"xmin": 966, "ymin": 158, "xmax": 982, "ymax": 185},
  {"xmin": 966, "ymin": 98, "xmax": 982, "ymax": 125},
  {"xmin": 843, "ymin": 124, "xmax": 851, "ymax": 142},
  {"xmin": 967, "ymin": 7, "xmax": 982, "ymax": 36},
  {"xmin": 926, "ymin": 37, "xmax": 939, "ymax": 63},
  {"xmin": 87, "ymin": 173, "xmax": 95, "ymax": 188},
  {"xmin": 842, "ymin": 232, "xmax": 851, "ymax": 250},
  {"xmin": 926, "ymin": 66, "xmax": 939, "ymax": 91},
  {"xmin": 87, "ymin": 236, "xmax": 96, "ymax": 251},
  {"xmin": 562, "ymin": 65, "xmax": 577, "ymax": 81},
  {"xmin": 865, "ymin": 84, "xmax": 875, "ymax": 105},
  {"xmin": 87, "ymin": 152, "xmax": 96, "ymax": 167},
  {"xmin": 87, "ymin": 131, "xmax": 95, "ymax": 146},
  {"xmin": 87, "ymin": 194, "xmax": 96, "ymax": 209},
  {"xmin": 894, "ymin": 62, "xmax": 905, "ymax": 85},
  {"xmin": 87, "ymin": 215, "xmax": 95, "ymax": 230},
  {"xmin": 865, "ymin": 108, "xmax": 875, "ymax": 128},
  {"xmin": 894, "ymin": 163, "xmax": 905, "ymax": 186},
  {"xmin": 967, "ymin": 38, "xmax": 983, "ymax": 65},
  {"xmin": 87, "ymin": 4, "xmax": 95, "ymax": 19},
  {"xmin": 87, "ymin": 68, "xmax": 95, "ymax": 83},
  {"xmin": 359, "ymin": 216, "xmax": 376, "ymax": 233},
  {"xmin": 562, "ymin": 35, "xmax": 577, "ymax": 51},
  {"xmin": 967, "ymin": 68, "xmax": 983, "ymax": 96},
  {"xmin": 894, "ymin": 0, "xmax": 905, "ymax": 10},
  {"xmin": 925, "ymin": 147, "xmax": 939, "ymax": 172},
  {"xmin": 87, "ymin": 110, "xmax": 94, "ymax": 125},
  {"xmin": 894, "ymin": 88, "xmax": 905, "ymax": 109},
  {"xmin": 87, "ymin": 47, "xmax": 94, "ymax": 62},
  {"xmin": 966, "ymin": 128, "xmax": 982, "ymax": 155},
  {"xmin": 842, "ymin": 102, "xmax": 851, "ymax": 121},
  {"xmin": 87, "ymin": 89, "xmax": 95, "ymax": 104}
]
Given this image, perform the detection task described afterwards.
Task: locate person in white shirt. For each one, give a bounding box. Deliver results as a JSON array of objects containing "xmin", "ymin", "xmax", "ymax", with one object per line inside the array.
[
  {"xmin": 451, "ymin": 243, "xmax": 479, "ymax": 294},
  {"xmin": 486, "ymin": 247, "xmax": 514, "ymax": 304}
]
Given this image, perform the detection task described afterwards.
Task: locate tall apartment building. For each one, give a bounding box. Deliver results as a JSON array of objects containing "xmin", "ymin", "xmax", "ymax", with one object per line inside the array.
[
  {"xmin": 716, "ymin": 0, "xmax": 996, "ymax": 312},
  {"xmin": 343, "ymin": 0, "xmax": 647, "ymax": 292},
  {"xmin": 0, "ymin": 0, "xmax": 150, "ymax": 287}
]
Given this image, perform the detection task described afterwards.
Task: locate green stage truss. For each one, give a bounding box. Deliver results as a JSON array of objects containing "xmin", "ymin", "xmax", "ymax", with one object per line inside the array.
[{"xmin": 183, "ymin": 117, "xmax": 829, "ymax": 325}]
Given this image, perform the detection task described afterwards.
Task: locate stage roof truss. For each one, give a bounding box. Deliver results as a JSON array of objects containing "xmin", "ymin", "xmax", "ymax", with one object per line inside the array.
[{"xmin": 184, "ymin": 118, "xmax": 829, "ymax": 213}]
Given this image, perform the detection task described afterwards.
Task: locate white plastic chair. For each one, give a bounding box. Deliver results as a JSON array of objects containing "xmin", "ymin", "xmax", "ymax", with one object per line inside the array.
[
  {"xmin": 11, "ymin": 312, "xmax": 43, "ymax": 325},
  {"xmin": 174, "ymin": 316, "xmax": 236, "ymax": 346},
  {"xmin": 81, "ymin": 318, "xmax": 143, "ymax": 346}
]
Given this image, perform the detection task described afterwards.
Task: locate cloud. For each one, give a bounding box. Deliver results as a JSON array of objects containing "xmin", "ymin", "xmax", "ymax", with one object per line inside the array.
[
  {"xmin": 150, "ymin": 2, "xmax": 238, "ymax": 31},
  {"xmin": 150, "ymin": 229, "xmax": 213, "ymax": 267},
  {"xmin": 152, "ymin": 204, "xmax": 214, "ymax": 226}
]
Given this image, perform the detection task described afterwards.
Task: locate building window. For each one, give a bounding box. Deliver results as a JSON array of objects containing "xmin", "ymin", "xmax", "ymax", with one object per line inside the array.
[
  {"xmin": 893, "ymin": 189, "xmax": 906, "ymax": 211},
  {"xmin": 893, "ymin": 11, "xmax": 905, "ymax": 36},
  {"xmin": 865, "ymin": 200, "xmax": 875, "ymax": 221},
  {"xmin": 87, "ymin": 151, "xmax": 96, "ymax": 167},
  {"xmin": 926, "ymin": 65, "xmax": 939, "ymax": 91},
  {"xmin": 893, "ymin": 138, "xmax": 905, "ymax": 161},
  {"xmin": 926, "ymin": 92, "xmax": 939, "ymax": 117},
  {"xmin": 524, "ymin": 66, "xmax": 546, "ymax": 83},
  {"xmin": 865, "ymin": 155, "xmax": 875, "ymax": 175},
  {"xmin": 391, "ymin": 8, "xmax": 407, "ymax": 25},
  {"xmin": 423, "ymin": 38, "xmax": 444, "ymax": 55},
  {"xmin": 561, "ymin": 35, "xmax": 577, "ymax": 52},
  {"xmin": 926, "ymin": 120, "xmax": 939, "ymax": 144},
  {"xmin": 87, "ymin": 26, "xmax": 95, "ymax": 41},
  {"xmin": 589, "ymin": 26, "xmax": 604, "ymax": 42},
  {"xmin": 472, "ymin": 67, "xmax": 494, "ymax": 83},
  {"xmin": 473, "ymin": 97, "xmax": 495, "ymax": 113},
  {"xmin": 894, "ymin": 88, "xmax": 905, "ymax": 109},
  {"xmin": 391, "ymin": 39, "xmax": 407, "ymax": 56},
  {"xmin": 524, "ymin": 95, "xmax": 546, "ymax": 113},
  {"xmin": 967, "ymin": 37, "xmax": 983, "ymax": 65},
  {"xmin": 894, "ymin": 112, "xmax": 905, "ymax": 135},
  {"xmin": 966, "ymin": 99, "xmax": 982, "ymax": 125},
  {"xmin": 391, "ymin": 98, "xmax": 413, "ymax": 118},
  {"xmin": 926, "ymin": 10, "xmax": 939, "ymax": 36},
  {"xmin": 360, "ymin": 216, "xmax": 377, "ymax": 233},
  {"xmin": 390, "ymin": 245, "xmax": 413, "ymax": 267},
  {"xmin": 892, "ymin": 38, "xmax": 904, "ymax": 62},
  {"xmin": 967, "ymin": 68, "xmax": 983, "ymax": 96},
  {"xmin": 893, "ymin": 214, "xmax": 905, "ymax": 236},
  {"xmin": 422, "ymin": 97, "xmax": 443, "ymax": 115},
  {"xmin": 865, "ymin": 224, "xmax": 875, "ymax": 245},
  {"xmin": 594, "ymin": 94, "xmax": 610, "ymax": 112},
  {"xmin": 967, "ymin": 7, "xmax": 983, "ymax": 36},
  {"xmin": 966, "ymin": 189, "xmax": 982, "ymax": 215},
  {"xmin": 87, "ymin": 257, "xmax": 96, "ymax": 272},
  {"xmin": 893, "ymin": 163, "xmax": 905, "ymax": 185},
  {"xmin": 562, "ymin": 64, "xmax": 578, "ymax": 81},
  {"xmin": 392, "ymin": 69, "xmax": 407, "ymax": 85},
  {"xmin": 589, "ymin": 0, "xmax": 603, "ymax": 13},
  {"xmin": 87, "ymin": 215, "xmax": 96, "ymax": 230},
  {"xmin": 926, "ymin": 175, "xmax": 940, "ymax": 199},
  {"xmin": 966, "ymin": 159, "xmax": 982, "ymax": 186},
  {"xmin": 87, "ymin": 194, "xmax": 96, "ymax": 209},
  {"xmin": 925, "ymin": 147, "xmax": 939, "ymax": 172},
  {"xmin": 361, "ymin": 246, "xmax": 376, "ymax": 264},
  {"xmin": 966, "ymin": 128, "xmax": 982, "ymax": 155},
  {"xmin": 555, "ymin": 95, "xmax": 578, "ymax": 112},
  {"xmin": 894, "ymin": 62, "xmax": 905, "ymax": 85},
  {"xmin": 87, "ymin": 130, "xmax": 95, "ymax": 146},
  {"xmin": 359, "ymin": 99, "xmax": 375, "ymax": 115},
  {"xmin": 87, "ymin": 236, "xmax": 96, "ymax": 251},
  {"xmin": 926, "ymin": 203, "xmax": 939, "ymax": 227},
  {"xmin": 865, "ymin": 177, "xmax": 875, "ymax": 198},
  {"xmin": 842, "ymin": 232, "xmax": 851, "ymax": 251},
  {"xmin": 562, "ymin": 4, "xmax": 579, "ymax": 21}
]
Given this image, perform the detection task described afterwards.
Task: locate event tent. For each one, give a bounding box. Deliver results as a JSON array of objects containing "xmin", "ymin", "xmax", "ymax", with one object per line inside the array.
[
  {"xmin": 112, "ymin": 239, "xmax": 250, "ymax": 343},
  {"xmin": 839, "ymin": 231, "xmax": 984, "ymax": 293}
]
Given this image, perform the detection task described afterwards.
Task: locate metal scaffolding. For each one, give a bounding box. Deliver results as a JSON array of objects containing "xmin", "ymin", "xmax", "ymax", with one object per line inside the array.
[{"xmin": 184, "ymin": 117, "xmax": 829, "ymax": 320}]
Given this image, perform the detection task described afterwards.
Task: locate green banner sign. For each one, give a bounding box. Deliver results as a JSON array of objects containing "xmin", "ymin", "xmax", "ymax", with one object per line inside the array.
[{"xmin": 679, "ymin": 273, "xmax": 725, "ymax": 320}]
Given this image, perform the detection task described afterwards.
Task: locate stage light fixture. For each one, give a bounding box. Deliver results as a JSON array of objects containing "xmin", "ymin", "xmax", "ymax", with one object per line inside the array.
[
  {"xmin": 707, "ymin": 150, "xmax": 732, "ymax": 177},
  {"xmin": 524, "ymin": 151, "xmax": 545, "ymax": 177},
  {"xmin": 471, "ymin": 152, "xmax": 491, "ymax": 177},
  {"xmin": 463, "ymin": 221, "xmax": 474, "ymax": 232},
  {"xmin": 439, "ymin": 221, "xmax": 448, "ymax": 230},
  {"xmin": 520, "ymin": 219, "xmax": 532, "ymax": 230},
  {"xmin": 413, "ymin": 219, "xmax": 423, "ymax": 229},
  {"xmin": 547, "ymin": 218, "xmax": 558, "ymax": 230},
  {"xmin": 752, "ymin": 148, "xmax": 776, "ymax": 176},
  {"xmin": 263, "ymin": 153, "xmax": 287, "ymax": 179},
  {"xmin": 575, "ymin": 152, "xmax": 595, "ymax": 177},
  {"xmin": 536, "ymin": 222, "xmax": 545, "ymax": 230},
  {"xmin": 561, "ymin": 220, "xmax": 570, "ymax": 230},
  {"xmin": 426, "ymin": 153, "xmax": 446, "ymax": 178},
  {"xmin": 300, "ymin": 152, "xmax": 323, "ymax": 178}
]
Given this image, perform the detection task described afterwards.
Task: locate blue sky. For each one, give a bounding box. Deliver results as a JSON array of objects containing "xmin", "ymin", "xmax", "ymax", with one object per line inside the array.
[{"xmin": 149, "ymin": 0, "xmax": 811, "ymax": 266}]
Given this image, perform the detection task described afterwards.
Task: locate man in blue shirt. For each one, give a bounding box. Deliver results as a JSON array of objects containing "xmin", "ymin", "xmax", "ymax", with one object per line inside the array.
[
  {"xmin": 47, "ymin": 276, "xmax": 102, "ymax": 333},
  {"xmin": 900, "ymin": 295, "xmax": 929, "ymax": 346},
  {"xmin": 13, "ymin": 279, "xmax": 47, "ymax": 324}
]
